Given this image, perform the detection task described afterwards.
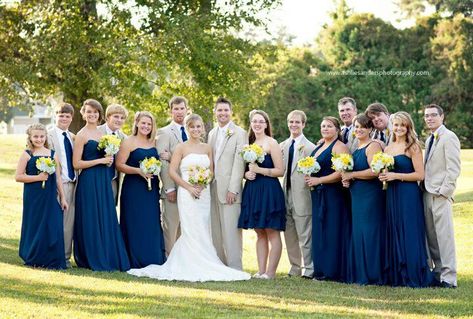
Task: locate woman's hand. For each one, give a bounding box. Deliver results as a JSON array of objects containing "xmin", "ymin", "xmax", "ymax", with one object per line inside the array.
[
  {"xmin": 379, "ymin": 172, "xmax": 397, "ymax": 182},
  {"xmin": 248, "ymin": 163, "xmax": 260, "ymax": 174},
  {"xmin": 37, "ymin": 172, "xmax": 49, "ymax": 182},
  {"xmin": 187, "ymin": 184, "xmax": 203, "ymax": 199},
  {"xmin": 341, "ymin": 171, "xmax": 353, "ymax": 182},
  {"xmin": 304, "ymin": 175, "xmax": 320, "ymax": 187},
  {"xmin": 342, "ymin": 179, "xmax": 351, "ymax": 188},
  {"xmin": 101, "ymin": 155, "xmax": 114, "ymax": 165},
  {"xmin": 245, "ymin": 171, "xmax": 256, "ymax": 181},
  {"xmin": 60, "ymin": 198, "xmax": 69, "ymax": 211}
]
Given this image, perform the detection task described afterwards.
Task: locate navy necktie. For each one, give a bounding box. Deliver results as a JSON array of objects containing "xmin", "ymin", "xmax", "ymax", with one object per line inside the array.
[
  {"xmin": 379, "ymin": 131, "xmax": 385, "ymax": 143},
  {"xmin": 286, "ymin": 139, "xmax": 295, "ymax": 190},
  {"xmin": 181, "ymin": 126, "xmax": 188, "ymax": 142},
  {"xmin": 343, "ymin": 127, "xmax": 350, "ymax": 144},
  {"xmin": 426, "ymin": 134, "xmax": 434, "ymax": 161},
  {"xmin": 62, "ymin": 132, "xmax": 75, "ymax": 181}
]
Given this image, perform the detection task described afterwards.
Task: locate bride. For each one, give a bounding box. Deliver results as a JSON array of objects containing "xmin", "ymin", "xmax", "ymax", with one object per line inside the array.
[{"xmin": 128, "ymin": 114, "xmax": 250, "ymax": 282}]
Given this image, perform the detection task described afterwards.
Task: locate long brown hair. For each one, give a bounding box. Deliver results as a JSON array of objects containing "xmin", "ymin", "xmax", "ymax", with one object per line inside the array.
[
  {"xmin": 391, "ymin": 111, "xmax": 422, "ymax": 153},
  {"xmin": 248, "ymin": 109, "xmax": 272, "ymax": 144}
]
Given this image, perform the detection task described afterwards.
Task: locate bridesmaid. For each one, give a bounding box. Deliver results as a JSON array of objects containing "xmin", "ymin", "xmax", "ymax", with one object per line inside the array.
[
  {"xmin": 304, "ymin": 117, "xmax": 351, "ymax": 281},
  {"xmin": 379, "ymin": 111, "xmax": 433, "ymax": 287},
  {"xmin": 15, "ymin": 123, "xmax": 67, "ymax": 269},
  {"xmin": 73, "ymin": 99, "xmax": 130, "ymax": 271},
  {"xmin": 238, "ymin": 110, "xmax": 286, "ymax": 279},
  {"xmin": 341, "ymin": 114, "xmax": 386, "ymax": 285},
  {"xmin": 116, "ymin": 111, "xmax": 166, "ymax": 268}
]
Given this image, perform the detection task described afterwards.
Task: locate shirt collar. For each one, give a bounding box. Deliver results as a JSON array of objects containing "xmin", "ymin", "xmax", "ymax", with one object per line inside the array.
[
  {"xmin": 292, "ymin": 134, "xmax": 304, "ymax": 145},
  {"xmin": 105, "ymin": 124, "xmax": 117, "ymax": 135},
  {"xmin": 218, "ymin": 122, "xmax": 231, "ymax": 133},
  {"xmin": 54, "ymin": 126, "xmax": 69, "ymax": 135},
  {"xmin": 172, "ymin": 121, "xmax": 183, "ymax": 130}
]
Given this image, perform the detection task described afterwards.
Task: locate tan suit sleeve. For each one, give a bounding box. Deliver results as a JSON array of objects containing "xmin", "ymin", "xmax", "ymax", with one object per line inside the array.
[
  {"xmin": 440, "ymin": 133, "xmax": 461, "ymax": 198},
  {"xmin": 227, "ymin": 129, "xmax": 247, "ymax": 194},
  {"xmin": 156, "ymin": 129, "xmax": 176, "ymax": 191}
]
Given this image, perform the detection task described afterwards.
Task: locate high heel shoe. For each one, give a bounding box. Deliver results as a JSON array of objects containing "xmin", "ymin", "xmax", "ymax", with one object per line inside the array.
[
  {"xmin": 252, "ymin": 273, "xmax": 263, "ymax": 279},
  {"xmin": 260, "ymin": 273, "xmax": 275, "ymax": 280}
]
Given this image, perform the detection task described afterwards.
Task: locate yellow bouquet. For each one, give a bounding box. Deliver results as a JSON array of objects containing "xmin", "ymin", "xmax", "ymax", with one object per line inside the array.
[
  {"xmin": 370, "ymin": 151, "xmax": 395, "ymax": 190},
  {"xmin": 188, "ymin": 165, "xmax": 212, "ymax": 187},
  {"xmin": 331, "ymin": 153, "xmax": 354, "ymax": 172},
  {"xmin": 35, "ymin": 157, "xmax": 56, "ymax": 189},
  {"xmin": 297, "ymin": 156, "xmax": 321, "ymax": 190},
  {"xmin": 240, "ymin": 143, "xmax": 265, "ymax": 163},
  {"xmin": 97, "ymin": 135, "xmax": 121, "ymax": 166},
  {"xmin": 140, "ymin": 157, "xmax": 162, "ymax": 191}
]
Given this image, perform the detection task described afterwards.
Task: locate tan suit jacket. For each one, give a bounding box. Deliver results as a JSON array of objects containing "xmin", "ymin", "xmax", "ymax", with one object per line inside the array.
[
  {"xmin": 208, "ymin": 122, "xmax": 247, "ymax": 204},
  {"xmin": 424, "ymin": 125, "xmax": 461, "ymax": 198},
  {"xmin": 208, "ymin": 122, "xmax": 247, "ymax": 269},
  {"xmin": 280, "ymin": 136, "xmax": 316, "ymax": 216},
  {"xmin": 155, "ymin": 122, "xmax": 184, "ymax": 254},
  {"xmin": 155, "ymin": 122, "xmax": 184, "ymax": 197}
]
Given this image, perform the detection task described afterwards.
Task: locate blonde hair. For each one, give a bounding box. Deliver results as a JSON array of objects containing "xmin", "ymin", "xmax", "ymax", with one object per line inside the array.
[
  {"xmin": 26, "ymin": 123, "xmax": 49, "ymax": 150},
  {"xmin": 185, "ymin": 114, "xmax": 206, "ymax": 139},
  {"xmin": 391, "ymin": 111, "xmax": 422, "ymax": 153},
  {"xmin": 132, "ymin": 111, "xmax": 156, "ymax": 141},
  {"xmin": 105, "ymin": 103, "xmax": 128, "ymax": 119},
  {"xmin": 287, "ymin": 110, "xmax": 307, "ymax": 124}
]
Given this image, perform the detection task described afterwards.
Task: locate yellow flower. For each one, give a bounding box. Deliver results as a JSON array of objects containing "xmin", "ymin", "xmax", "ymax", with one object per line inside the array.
[{"xmin": 434, "ymin": 132, "xmax": 439, "ymax": 140}]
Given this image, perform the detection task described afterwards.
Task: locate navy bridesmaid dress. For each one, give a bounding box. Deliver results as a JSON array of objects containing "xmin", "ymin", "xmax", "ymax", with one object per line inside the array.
[
  {"xmin": 20, "ymin": 150, "xmax": 66, "ymax": 269},
  {"xmin": 310, "ymin": 140, "xmax": 351, "ymax": 281},
  {"xmin": 385, "ymin": 155, "xmax": 433, "ymax": 287},
  {"xmin": 120, "ymin": 148, "xmax": 166, "ymax": 268},
  {"xmin": 238, "ymin": 154, "xmax": 286, "ymax": 231},
  {"xmin": 74, "ymin": 140, "xmax": 130, "ymax": 271},
  {"xmin": 347, "ymin": 143, "xmax": 386, "ymax": 285}
]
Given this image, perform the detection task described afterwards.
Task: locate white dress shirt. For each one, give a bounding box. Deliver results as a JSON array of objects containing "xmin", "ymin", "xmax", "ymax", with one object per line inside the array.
[{"xmin": 54, "ymin": 126, "xmax": 75, "ymax": 183}]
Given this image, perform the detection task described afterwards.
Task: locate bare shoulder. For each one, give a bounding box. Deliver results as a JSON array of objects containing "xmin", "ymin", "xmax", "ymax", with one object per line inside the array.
[
  {"xmin": 333, "ymin": 140, "xmax": 349, "ymax": 153},
  {"xmin": 368, "ymin": 140, "xmax": 382, "ymax": 152}
]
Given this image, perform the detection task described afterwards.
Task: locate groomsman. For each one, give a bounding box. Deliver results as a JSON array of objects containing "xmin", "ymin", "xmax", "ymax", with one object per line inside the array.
[
  {"xmin": 337, "ymin": 97, "xmax": 358, "ymax": 153},
  {"xmin": 208, "ymin": 97, "xmax": 247, "ymax": 270},
  {"xmin": 98, "ymin": 104, "xmax": 128, "ymax": 204},
  {"xmin": 156, "ymin": 96, "xmax": 189, "ymax": 255},
  {"xmin": 422, "ymin": 104, "xmax": 461, "ymax": 288},
  {"xmin": 280, "ymin": 110, "xmax": 316, "ymax": 278},
  {"xmin": 365, "ymin": 103, "xmax": 392, "ymax": 144},
  {"xmin": 47, "ymin": 103, "xmax": 77, "ymax": 267}
]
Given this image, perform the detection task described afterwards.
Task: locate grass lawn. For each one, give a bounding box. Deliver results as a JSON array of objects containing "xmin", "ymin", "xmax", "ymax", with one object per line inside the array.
[{"xmin": 1, "ymin": 134, "xmax": 472, "ymax": 318}]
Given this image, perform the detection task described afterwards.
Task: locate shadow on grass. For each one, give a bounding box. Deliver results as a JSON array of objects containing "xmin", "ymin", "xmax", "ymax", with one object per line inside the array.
[
  {"xmin": 455, "ymin": 190, "xmax": 473, "ymax": 204},
  {"xmin": 0, "ymin": 167, "xmax": 16, "ymax": 177},
  {"xmin": 2, "ymin": 234, "xmax": 473, "ymax": 317}
]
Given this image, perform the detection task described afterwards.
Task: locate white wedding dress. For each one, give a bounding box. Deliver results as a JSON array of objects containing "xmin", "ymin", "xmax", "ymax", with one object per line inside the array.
[{"xmin": 128, "ymin": 153, "xmax": 250, "ymax": 282}]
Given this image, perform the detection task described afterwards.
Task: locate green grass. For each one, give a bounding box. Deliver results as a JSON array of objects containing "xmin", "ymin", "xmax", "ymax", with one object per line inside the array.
[{"xmin": 1, "ymin": 135, "xmax": 472, "ymax": 318}]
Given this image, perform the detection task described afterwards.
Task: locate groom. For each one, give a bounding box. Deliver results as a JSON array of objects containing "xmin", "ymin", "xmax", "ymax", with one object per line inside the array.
[
  {"xmin": 208, "ymin": 97, "xmax": 247, "ymax": 270},
  {"xmin": 156, "ymin": 96, "xmax": 189, "ymax": 256}
]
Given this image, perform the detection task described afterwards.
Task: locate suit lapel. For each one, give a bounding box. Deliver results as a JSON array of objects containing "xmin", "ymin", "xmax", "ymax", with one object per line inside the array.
[
  {"xmin": 170, "ymin": 124, "xmax": 181, "ymax": 143},
  {"xmin": 51, "ymin": 130, "xmax": 63, "ymax": 159},
  {"xmin": 216, "ymin": 122, "xmax": 234, "ymax": 161}
]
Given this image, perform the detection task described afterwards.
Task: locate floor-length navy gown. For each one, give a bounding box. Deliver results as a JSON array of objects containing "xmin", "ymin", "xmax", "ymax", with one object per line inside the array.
[
  {"xmin": 19, "ymin": 150, "xmax": 66, "ymax": 269},
  {"xmin": 347, "ymin": 143, "xmax": 386, "ymax": 285},
  {"xmin": 120, "ymin": 148, "xmax": 166, "ymax": 268},
  {"xmin": 385, "ymin": 154, "xmax": 433, "ymax": 287},
  {"xmin": 74, "ymin": 140, "xmax": 130, "ymax": 271},
  {"xmin": 310, "ymin": 140, "xmax": 351, "ymax": 281},
  {"xmin": 238, "ymin": 154, "xmax": 286, "ymax": 231}
]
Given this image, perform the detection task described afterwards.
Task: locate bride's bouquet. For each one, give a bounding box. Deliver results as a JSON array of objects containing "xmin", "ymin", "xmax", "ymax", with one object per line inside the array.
[
  {"xmin": 297, "ymin": 156, "xmax": 321, "ymax": 190},
  {"xmin": 140, "ymin": 157, "xmax": 162, "ymax": 191},
  {"xmin": 36, "ymin": 157, "xmax": 56, "ymax": 189},
  {"xmin": 240, "ymin": 143, "xmax": 265, "ymax": 164},
  {"xmin": 188, "ymin": 165, "xmax": 212, "ymax": 187},
  {"xmin": 331, "ymin": 153, "xmax": 354, "ymax": 172},
  {"xmin": 97, "ymin": 134, "xmax": 121, "ymax": 166},
  {"xmin": 370, "ymin": 151, "xmax": 394, "ymax": 190}
]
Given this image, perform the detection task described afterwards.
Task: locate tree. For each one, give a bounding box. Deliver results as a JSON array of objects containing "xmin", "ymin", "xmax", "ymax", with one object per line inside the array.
[{"xmin": 0, "ymin": 0, "xmax": 280, "ymax": 131}]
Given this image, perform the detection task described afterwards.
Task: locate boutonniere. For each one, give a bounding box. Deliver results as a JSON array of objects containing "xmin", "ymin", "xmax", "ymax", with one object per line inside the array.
[
  {"xmin": 434, "ymin": 132, "xmax": 439, "ymax": 141},
  {"xmin": 351, "ymin": 131, "xmax": 356, "ymax": 138},
  {"xmin": 225, "ymin": 128, "xmax": 234, "ymax": 138},
  {"xmin": 297, "ymin": 144, "xmax": 305, "ymax": 154}
]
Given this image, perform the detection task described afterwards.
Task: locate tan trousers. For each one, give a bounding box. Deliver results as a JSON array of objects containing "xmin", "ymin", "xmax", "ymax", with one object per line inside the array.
[
  {"xmin": 62, "ymin": 182, "xmax": 76, "ymax": 264},
  {"xmin": 210, "ymin": 185, "xmax": 243, "ymax": 270},
  {"xmin": 161, "ymin": 197, "xmax": 181, "ymax": 256},
  {"xmin": 423, "ymin": 192, "xmax": 457, "ymax": 286},
  {"xmin": 284, "ymin": 191, "xmax": 313, "ymax": 277}
]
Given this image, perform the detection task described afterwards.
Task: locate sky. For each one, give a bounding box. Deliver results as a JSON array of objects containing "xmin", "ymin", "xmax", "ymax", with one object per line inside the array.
[{"xmin": 264, "ymin": 0, "xmax": 434, "ymax": 46}]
